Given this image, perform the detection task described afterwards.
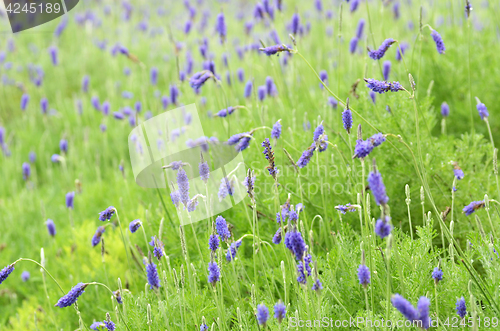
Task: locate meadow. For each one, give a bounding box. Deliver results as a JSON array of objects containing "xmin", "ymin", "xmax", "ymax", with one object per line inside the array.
[{"xmin": 1, "ymin": 0, "xmax": 500, "ymax": 330}]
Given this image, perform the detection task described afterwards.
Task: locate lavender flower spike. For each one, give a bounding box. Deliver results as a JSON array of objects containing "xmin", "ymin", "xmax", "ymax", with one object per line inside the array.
[
  {"xmin": 271, "ymin": 120, "xmax": 282, "ymax": 139},
  {"xmin": 0, "ymin": 264, "xmax": 15, "ymax": 285},
  {"xmin": 462, "ymin": 200, "xmax": 485, "ymax": 216},
  {"xmin": 357, "ymin": 264, "xmax": 370, "ymax": 287},
  {"xmin": 365, "ymin": 78, "xmax": 404, "ymax": 94},
  {"xmin": 146, "ymin": 261, "xmax": 161, "ymax": 289},
  {"xmin": 256, "ymin": 304, "xmax": 269, "ymax": 327},
  {"xmin": 274, "ymin": 301, "xmax": 286, "ymax": 323},
  {"xmin": 129, "ymin": 219, "xmax": 142, "ymax": 233},
  {"xmin": 375, "ymin": 216, "xmax": 393, "ymax": 238},
  {"xmin": 297, "ymin": 145, "xmax": 315, "ymax": 168},
  {"xmin": 215, "ymin": 215, "xmax": 231, "ymax": 241},
  {"xmin": 207, "ymin": 261, "xmax": 220, "ymax": 285},
  {"xmin": 391, "ymin": 294, "xmax": 419, "ymax": 322},
  {"xmin": 215, "ymin": 12, "xmax": 227, "ymax": 42},
  {"xmin": 456, "ymin": 297, "xmax": 467, "ymax": 319},
  {"xmin": 432, "ymin": 267, "xmax": 443, "ymax": 284},
  {"xmin": 46, "ymin": 219, "xmax": 56, "ymax": 236},
  {"xmin": 342, "ymin": 106, "xmax": 353, "ymax": 134},
  {"xmin": 367, "ymin": 165, "xmax": 389, "ymax": 206},
  {"xmin": 368, "ymin": 38, "xmax": 396, "ymax": 60},
  {"xmin": 55, "ymin": 283, "xmax": 88, "ymax": 307},
  {"xmin": 177, "ymin": 168, "xmax": 190, "ymax": 206},
  {"xmin": 417, "ymin": 296, "xmax": 431, "ymax": 329},
  {"xmin": 431, "ymin": 29, "xmax": 445, "ymax": 54},
  {"xmin": 476, "ymin": 102, "xmax": 489, "ymax": 120},
  {"xmin": 259, "ymin": 44, "xmax": 289, "ymax": 56},
  {"xmin": 99, "ymin": 206, "xmax": 116, "ymax": 221}
]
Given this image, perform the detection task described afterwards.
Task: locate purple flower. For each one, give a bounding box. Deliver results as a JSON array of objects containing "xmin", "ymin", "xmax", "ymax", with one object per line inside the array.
[
  {"xmin": 59, "ymin": 139, "xmax": 68, "ymax": 154},
  {"xmin": 258, "ymin": 86, "xmax": 266, "ymax": 101},
  {"xmin": 368, "ymin": 169, "xmax": 389, "ymax": 205},
  {"xmin": 272, "ymin": 228, "xmax": 282, "ymax": 244},
  {"xmin": 477, "ymin": 102, "xmax": 489, "ymax": 120},
  {"xmin": 391, "ymin": 294, "xmax": 419, "ymax": 322},
  {"xmin": 335, "ymin": 204, "xmax": 356, "ymax": 214},
  {"xmin": 215, "ymin": 12, "xmax": 226, "ymax": 42},
  {"xmin": 365, "ymin": 78, "xmax": 404, "ymax": 94},
  {"xmin": 312, "ymin": 279, "xmax": 323, "ymax": 291},
  {"xmin": 92, "ymin": 226, "xmax": 106, "ymax": 247},
  {"xmin": 21, "ymin": 271, "xmax": 30, "ymax": 282},
  {"xmin": 244, "ymin": 80, "xmax": 253, "ymax": 98},
  {"xmin": 99, "ymin": 206, "xmax": 116, "ymax": 221},
  {"xmin": 393, "ymin": 2, "xmax": 400, "ymax": 19},
  {"xmin": 22, "ymin": 162, "xmax": 30, "ymax": 181},
  {"xmin": 90, "ymin": 322, "xmax": 105, "ymax": 330},
  {"xmin": 463, "ymin": 200, "xmax": 485, "ymax": 216},
  {"xmin": 274, "ymin": 302, "xmax": 286, "ymax": 323},
  {"xmin": 207, "ymin": 261, "xmax": 220, "ymax": 285},
  {"xmin": 237, "ymin": 68, "xmax": 245, "ymax": 82},
  {"xmin": 65, "ymin": 191, "xmax": 75, "ymax": 209},
  {"xmin": 91, "ymin": 96, "xmax": 100, "ymax": 111},
  {"xmin": 256, "ymin": 304, "xmax": 269, "ymax": 326},
  {"xmin": 431, "ymin": 30, "xmax": 445, "ymax": 54},
  {"xmin": 290, "ymin": 13, "xmax": 300, "ymax": 35},
  {"xmin": 432, "ymin": 267, "xmax": 443, "ymax": 283},
  {"xmin": 356, "ymin": 19, "xmax": 365, "ymax": 38},
  {"xmin": 383, "ymin": 61, "xmax": 391, "ymax": 81},
  {"xmin": 375, "ymin": 216, "xmax": 393, "ymax": 238},
  {"xmin": 40, "ymin": 97, "xmax": 48, "ymax": 114},
  {"xmin": 262, "ymin": 138, "xmax": 278, "ymax": 179},
  {"xmin": 199, "ymin": 161, "xmax": 210, "ymax": 183},
  {"xmin": 113, "ymin": 112, "xmax": 124, "ymax": 120},
  {"xmin": 170, "ymin": 85, "xmax": 179, "ymax": 105},
  {"xmin": 285, "ymin": 230, "xmax": 306, "ymax": 260},
  {"xmin": 350, "ymin": 0, "xmax": 359, "ymax": 12},
  {"xmin": 353, "ymin": 139, "xmax": 373, "ymax": 159},
  {"xmin": 417, "ymin": 296, "xmax": 431, "ymax": 329},
  {"xmin": 328, "ymin": 97, "xmax": 338, "ymax": 108},
  {"xmin": 177, "ymin": 168, "xmax": 190, "ymax": 206},
  {"xmin": 146, "ymin": 261, "xmax": 161, "ymax": 289},
  {"xmin": 29, "ymin": 151, "xmax": 36, "ymax": 163},
  {"xmin": 209, "ymin": 234, "xmax": 219, "ymax": 252},
  {"xmin": 358, "ymin": 264, "xmax": 370, "ymax": 286},
  {"xmin": 454, "ymin": 168, "xmax": 464, "ymax": 180},
  {"xmin": 368, "ymin": 38, "xmax": 396, "ymax": 60},
  {"xmin": 51, "ymin": 154, "xmax": 61, "ymax": 163},
  {"xmin": 189, "ymin": 71, "xmax": 212, "ymax": 90},
  {"xmin": 161, "ymin": 96, "xmax": 169, "ymax": 110},
  {"xmin": 186, "ymin": 196, "xmax": 199, "ymax": 212},
  {"xmin": 48, "ymin": 46, "xmax": 58, "ymax": 66},
  {"xmin": 342, "ymin": 108, "xmax": 353, "ymax": 134},
  {"xmin": 21, "ymin": 93, "xmax": 30, "ymax": 111},
  {"xmin": 102, "ymin": 101, "xmax": 110, "ymax": 115},
  {"xmin": 82, "ymin": 75, "xmax": 89, "ymax": 93},
  {"xmin": 271, "ymin": 120, "xmax": 282, "ymax": 139},
  {"xmin": 297, "ymin": 145, "xmax": 315, "ymax": 168},
  {"xmin": 456, "ymin": 297, "xmax": 467, "ymax": 319},
  {"xmin": 55, "ymin": 283, "xmax": 88, "ymax": 308},
  {"xmin": 46, "ymin": 219, "xmax": 56, "ymax": 236},
  {"xmin": 319, "ymin": 70, "xmax": 328, "ymax": 89},
  {"xmin": 396, "ymin": 42, "xmax": 409, "ymax": 61},
  {"xmin": 215, "ymin": 215, "xmax": 231, "ymax": 241},
  {"xmin": 260, "ymin": 44, "xmax": 289, "ymax": 56},
  {"xmin": 104, "ymin": 319, "xmax": 116, "ymax": 331},
  {"xmin": 129, "ymin": 220, "xmax": 142, "ymax": 233},
  {"xmin": 441, "ymin": 102, "xmax": 450, "ymax": 117},
  {"xmin": 0, "ymin": 264, "xmax": 15, "ymax": 285},
  {"xmin": 226, "ymin": 240, "xmax": 242, "ymax": 261},
  {"xmin": 266, "ymin": 76, "xmax": 277, "ymax": 96},
  {"xmin": 349, "ymin": 37, "xmax": 358, "ymax": 54}
]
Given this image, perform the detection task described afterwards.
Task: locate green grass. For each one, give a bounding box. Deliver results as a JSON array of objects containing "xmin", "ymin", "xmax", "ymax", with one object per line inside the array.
[{"xmin": 1, "ymin": 0, "xmax": 500, "ymax": 330}]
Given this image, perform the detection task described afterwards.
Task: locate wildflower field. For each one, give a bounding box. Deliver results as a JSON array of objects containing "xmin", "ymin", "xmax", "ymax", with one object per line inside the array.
[{"xmin": 2, "ymin": 0, "xmax": 500, "ymax": 329}]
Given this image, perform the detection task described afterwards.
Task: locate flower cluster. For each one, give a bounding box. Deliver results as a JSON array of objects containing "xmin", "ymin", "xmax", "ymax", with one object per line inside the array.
[
  {"xmin": 364, "ymin": 78, "xmax": 404, "ymax": 94},
  {"xmin": 368, "ymin": 38, "xmax": 396, "ymax": 60},
  {"xmin": 353, "ymin": 133, "xmax": 386, "ymax": 159}
]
